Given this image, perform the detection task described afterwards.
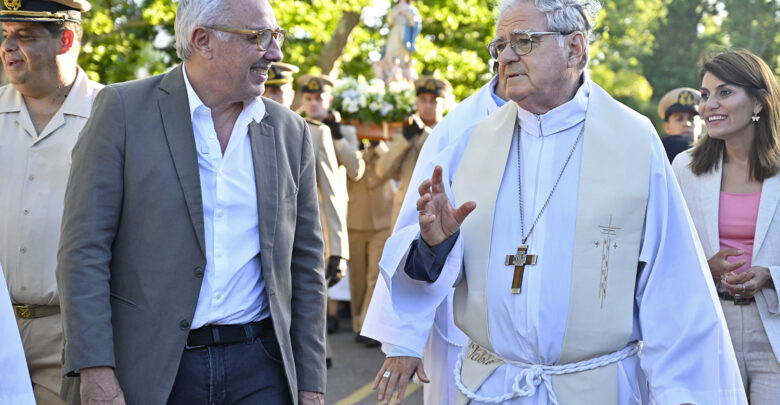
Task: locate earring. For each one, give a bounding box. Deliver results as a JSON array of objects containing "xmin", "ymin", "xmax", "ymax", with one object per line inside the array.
[{"xmin": 752, "ymin": 113, "xmax": 760, "ymax": 122}]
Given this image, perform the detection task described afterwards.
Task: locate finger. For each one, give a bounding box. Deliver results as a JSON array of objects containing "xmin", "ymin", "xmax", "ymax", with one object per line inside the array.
[
  {"xmin": 415, "ymin": 362, "xmax": 430, "ymax": 383},
  {"xmin": 417, "ymin": 178, "xmax": 432, "ymax": 197},
  {"xmin": 416, "ymin": 194, "xmax": 430, "ymax": 212},
  {"xmin": 724, "ymin": 261, "xmax": 746, "ymax": 272},
  {"xmin": 383, "ymin": 373, "xmax": 401, "ymax": 404},
  {"xmin": 395, "ymin": 372, "xmax": 410, "ymax": 404},
  {"xmin": 430, "ymin": 166, "xmax": 446, "ymax": 195},
  {"xmin": 453, "ymin": 201, "xmax": 477, "ymax": 225},
  {"xmin": 376, "ymin": 371, "xmax": 390, "ymax": 401},
  {"xmin": 419, "ymin": 213, "xmax": 436, "ymax": 226},
  {"xmin": 721, "ymin": 248, "xmax": 744, "ymax": 258},
  {"xmin": 373, "ymin": 365, "xmax": 387, "ymax": 390}
]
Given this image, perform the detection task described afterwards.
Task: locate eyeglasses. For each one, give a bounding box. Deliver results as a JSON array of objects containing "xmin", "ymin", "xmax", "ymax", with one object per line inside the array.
[
  {"xmin": 204, "ymin": 25, "xmax": 286, "ymax": 52},
  {"xmin": 487, "ymin": 31, "xmax": 564, "ymax": 61}
]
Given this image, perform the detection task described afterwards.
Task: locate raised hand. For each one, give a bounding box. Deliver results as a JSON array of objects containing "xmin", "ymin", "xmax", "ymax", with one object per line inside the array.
[{"xmin": 416, "ymin": 165, "xmax": 476, "ymax": 246}]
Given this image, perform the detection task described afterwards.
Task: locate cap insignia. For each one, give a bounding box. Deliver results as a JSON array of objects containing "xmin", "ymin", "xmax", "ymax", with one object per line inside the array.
[
  {"xmin": 424, "ymin": 80, "xmax": 437, "ymax": 91},
  {"xmin": 4, "ymin": 0, "xmax": 22, "ymax": 11},
  {"xmin": 678, "ymin": 91, "xmax": 695, "ymax": 107},
  {"xmin": 307, "ymin": 79, "xmax": 320, "ymax": 91}
]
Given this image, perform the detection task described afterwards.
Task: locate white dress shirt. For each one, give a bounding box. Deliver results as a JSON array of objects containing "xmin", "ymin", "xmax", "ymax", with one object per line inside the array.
[{"xmin": 183, "ymin": 66, "xmax": 269, "ymax": 328}]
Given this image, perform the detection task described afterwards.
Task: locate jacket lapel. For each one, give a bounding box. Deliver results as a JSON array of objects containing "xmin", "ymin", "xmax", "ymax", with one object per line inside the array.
[
  {"xmin": 249, "ymin": 116, "xmax": 278, "ymax": 263},
  {"xmin": 157, "ymin": 65, "xmax": 206, "ymax": 257},
  {"xmin": 754, "ymin": 174, "xmax": 780, "ymax": 258},
  {"xmin": 698, "ymin": 160, "xmax": 723, "ymax": 255}
]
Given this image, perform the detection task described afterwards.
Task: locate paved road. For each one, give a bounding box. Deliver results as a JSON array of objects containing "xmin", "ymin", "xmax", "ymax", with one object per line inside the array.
[{"xmin": 325, "ymin": 315, "xmax": 424, "ymax": 405}]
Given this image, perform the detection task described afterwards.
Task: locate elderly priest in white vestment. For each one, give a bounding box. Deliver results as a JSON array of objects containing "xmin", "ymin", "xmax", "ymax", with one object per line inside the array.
[
  {"xmin": 372, "ymin": 0, "xmax": 746, "ymax": 404},
  {"xmin": 362, "ymin": 74, "xmax": 506, "ymax": 405}
]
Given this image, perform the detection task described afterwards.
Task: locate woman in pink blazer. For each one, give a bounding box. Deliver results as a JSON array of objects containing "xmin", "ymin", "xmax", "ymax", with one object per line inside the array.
[{"xmin": 673, "ymin": 49, "xmax": 780, "ymax": 403}]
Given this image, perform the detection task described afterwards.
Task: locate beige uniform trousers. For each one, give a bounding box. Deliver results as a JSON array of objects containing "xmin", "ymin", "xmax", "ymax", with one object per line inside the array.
[
  {"xmin": 348, "ymin": 228, "xmax": 391, "ymax": 333},
  {"xmin": 721, "ymin": 298, "xmax": 780, "ymax": 404},
  {"xmin": 17, "ymin": 312, "xmax": 66, "ymax": 405}
]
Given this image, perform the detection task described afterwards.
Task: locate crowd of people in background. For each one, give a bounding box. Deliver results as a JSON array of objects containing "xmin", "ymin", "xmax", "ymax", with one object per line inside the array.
[{"xmin": 1, "ymin": 0, "xmax": 779, "ymax": 404}]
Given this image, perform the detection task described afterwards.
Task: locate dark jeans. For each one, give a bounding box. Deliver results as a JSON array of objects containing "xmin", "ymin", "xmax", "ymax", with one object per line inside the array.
[{"xmin": 167, "ymin": 330, "xmax": 291, "ymax": 405}]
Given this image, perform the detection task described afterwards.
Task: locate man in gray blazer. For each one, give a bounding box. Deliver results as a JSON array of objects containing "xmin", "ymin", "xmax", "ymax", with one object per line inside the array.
[{"xmin": 56, "ymin": 0, "xmax": 326, "ymax": 404}]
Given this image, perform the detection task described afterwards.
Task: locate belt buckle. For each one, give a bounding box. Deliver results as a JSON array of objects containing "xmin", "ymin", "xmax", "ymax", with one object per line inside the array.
[
  {"xmin": 733, "ymin": 295, "xmax": 751, "ymax": 305},
  {"xmin": 14, "ymin": 304, "xmax": 35, "ymax": 319}
]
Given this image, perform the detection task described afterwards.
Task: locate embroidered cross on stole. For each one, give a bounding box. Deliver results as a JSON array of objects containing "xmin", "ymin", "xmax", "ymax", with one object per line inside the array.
[{"xmin": 505, "ymin": 244, "xmax": 537, "ymax": 293}]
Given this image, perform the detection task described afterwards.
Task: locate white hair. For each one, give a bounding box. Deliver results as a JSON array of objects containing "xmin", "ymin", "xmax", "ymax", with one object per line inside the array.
[
  {"xmin": 174, "ymin": 0, "xmax": 229, "ymax": 60},
  {"xmin": 496, "ymin": 0, "xmax": 601, "ymax": 69}
]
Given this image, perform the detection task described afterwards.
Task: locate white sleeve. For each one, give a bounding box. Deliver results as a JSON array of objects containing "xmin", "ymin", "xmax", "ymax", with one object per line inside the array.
[{"xmin": 635, "ymin": 136, "xmax": 747, "ymax": 404}]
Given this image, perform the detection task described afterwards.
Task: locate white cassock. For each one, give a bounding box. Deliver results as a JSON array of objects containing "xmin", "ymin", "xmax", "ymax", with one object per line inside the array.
[
  {"xmin": 0, "ymin": 263, "xmax": 35, "ymax": 405},
  {"xmin": 378, "ymin": 79, "xmax": 746, "ymax": 404},
  {"xmin": 362, "ymin": 76, "xmax": 504, "ymax": 405}
]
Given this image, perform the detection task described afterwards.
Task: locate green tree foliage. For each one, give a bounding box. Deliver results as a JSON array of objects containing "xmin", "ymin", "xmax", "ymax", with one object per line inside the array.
[
  {"xmin": 79, "ymin": 0, "xmax": 177, "ymax": 84},
  {"xmin": 64, "ymin": 0, "xmax": 779, "ymax": 117}
]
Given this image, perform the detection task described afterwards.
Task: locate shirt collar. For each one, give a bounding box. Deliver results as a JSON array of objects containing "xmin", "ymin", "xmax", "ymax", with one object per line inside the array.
[
  {"xmin": 0, "ymin": 67, "xmax": 93, "ymax": 117},
  {"xmin": 182, "ymin": 64, "xmax": 266, "ymax": 124},
  {"xmin": 488, "ymin": 75, "xmax": 507, "ymax": 110},
  {"xmin": 516, "ymin": 73, "xmax": 590, "ymax": 137}
]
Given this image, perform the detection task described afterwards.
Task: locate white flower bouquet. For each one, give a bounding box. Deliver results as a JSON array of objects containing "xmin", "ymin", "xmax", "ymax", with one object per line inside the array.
[{"xmin": 332, "ymin": 77, "xmax": 417, "ymax": 126}]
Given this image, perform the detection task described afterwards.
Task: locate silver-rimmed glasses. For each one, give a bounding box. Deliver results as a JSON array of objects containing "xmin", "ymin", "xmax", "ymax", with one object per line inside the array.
[
  {"xmin": 487, "ymin": 30, "xmax": 564, "ymax": 61},
  {"xmin": 205, "ymin": 25, "xmax": 287, "ymax": 52}
]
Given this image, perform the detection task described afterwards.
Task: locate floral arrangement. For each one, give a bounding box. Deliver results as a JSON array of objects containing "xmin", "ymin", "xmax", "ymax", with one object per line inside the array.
[{"xmin": 331, "ymin": 77, "xmax": 417, "ymax": 125}]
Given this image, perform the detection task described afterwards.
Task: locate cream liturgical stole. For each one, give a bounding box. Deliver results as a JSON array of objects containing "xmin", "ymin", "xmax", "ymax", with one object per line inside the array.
[{"xmin": 451, "ymin": 84, "xmax": 651, "ymax": 404}]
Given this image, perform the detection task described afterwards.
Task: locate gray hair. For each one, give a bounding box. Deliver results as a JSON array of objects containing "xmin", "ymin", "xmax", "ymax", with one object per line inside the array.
[
  {"xmin": 496, "ymin": 0, "xmax": 601, "ymax": 69},
  {"xmin": 174, "ymin": 0, "xmax": 229, "ymax": 60}
]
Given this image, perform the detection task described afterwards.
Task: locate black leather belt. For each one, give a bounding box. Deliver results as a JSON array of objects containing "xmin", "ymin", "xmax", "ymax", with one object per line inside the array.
[
  {"xmin": 186, "ymin": 318, "xmax": 273, "ymax": 349},
  {"xmin": 718, "ymin": 291, "xmax": 754, "ymax": 305}
]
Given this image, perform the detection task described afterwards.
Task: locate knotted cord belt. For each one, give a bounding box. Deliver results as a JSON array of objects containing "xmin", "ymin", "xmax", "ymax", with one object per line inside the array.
[{"xmin": 453, "ymin": 340, "xmax": 642, "ymax": 404}]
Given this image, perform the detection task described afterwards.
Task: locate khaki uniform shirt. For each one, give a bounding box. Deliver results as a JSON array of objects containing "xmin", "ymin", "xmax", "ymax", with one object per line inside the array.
[
  {"xmin": 375, "ymin": 114, "xmax": 434, "ymax": 223},
  {"xmin": 0, "ymin": 68, "xmax": 103, "ymax": 305},
  {"xmin": 347, "ymin": 142, "xmax": 396, "ymax": 232}
]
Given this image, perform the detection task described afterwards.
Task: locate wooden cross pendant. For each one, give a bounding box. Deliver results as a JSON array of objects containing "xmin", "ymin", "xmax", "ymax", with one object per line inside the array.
[{"xmin": 505, "ymin": 244, "xmax": 537, "ymax": 294}]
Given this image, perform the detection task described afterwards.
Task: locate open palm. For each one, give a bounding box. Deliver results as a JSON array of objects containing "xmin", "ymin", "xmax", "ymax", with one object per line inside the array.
[{"xmin": 417, "ymin": 165, "xmax": 476, "ymax": 246}]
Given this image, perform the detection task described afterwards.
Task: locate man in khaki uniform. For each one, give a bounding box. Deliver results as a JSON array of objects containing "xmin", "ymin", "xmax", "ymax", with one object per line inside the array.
[
  {"xmin": 347, "ymin": 140, "xmax": 396, "ymax": 346},
  {"xmin": 298, "ymin": 74, "xmax": 350, "ymax": 287},
  {"xmin": 0, "ymin": 1, "xmax": 102, "ymax": 403},
  {"xmin": 263, "ymin": 61, "xmax": 298, "ymax": 108},
  {"xmin": 657, "ymin": 87, "xmax": 702, "ymax": 163},
  {"xmin": 376, "ymin": 76, "xmax": 451, "ymax": 223}
]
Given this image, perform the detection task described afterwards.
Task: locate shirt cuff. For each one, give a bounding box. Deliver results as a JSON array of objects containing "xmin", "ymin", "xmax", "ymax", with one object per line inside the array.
[
  {"xmin": 403, "ymin": 230, "xmax": 460, "ymax": 282},
  {"xmin": 385, "ymin": 343, "xmax": 422, "ymax": 358}
]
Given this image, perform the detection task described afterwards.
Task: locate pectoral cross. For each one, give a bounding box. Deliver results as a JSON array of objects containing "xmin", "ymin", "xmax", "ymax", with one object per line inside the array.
[{"xmin": 505, "ymin": 244, "xmax": 537, "ymax": 294}]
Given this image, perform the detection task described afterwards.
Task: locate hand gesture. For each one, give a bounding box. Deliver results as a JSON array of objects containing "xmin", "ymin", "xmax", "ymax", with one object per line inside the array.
[
  {"xmin": 721, "ymin": 266, "xmax": 774, "ymax": 298},
  {"xmin": 417, "ymin": 165, "xmax": 476, "ymax": 246},
  {"xmin": 373, "ymin": 356, "xmax": 429, "ymax": 405},
  {"xmin": 707, "ymin": 248, "xmax": 745, "ymax": 280},
  {"xmin": 80, "ymin": 366, "xmax": 126, "ymax": 405}
]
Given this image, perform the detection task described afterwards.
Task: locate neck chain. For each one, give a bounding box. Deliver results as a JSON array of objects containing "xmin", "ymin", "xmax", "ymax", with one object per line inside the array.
[{"xmin": 516, "ymin": 122, "xmax": 585, "ymax": 244}]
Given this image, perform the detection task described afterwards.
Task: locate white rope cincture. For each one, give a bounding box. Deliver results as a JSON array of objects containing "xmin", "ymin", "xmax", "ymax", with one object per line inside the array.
[
  {"xmin": 453, "ymin": 341, "xmax": 642, "ymax": 404},
  {"xmin": 434, "ymin": 322, "xmax": 466, "ymax": 348}
]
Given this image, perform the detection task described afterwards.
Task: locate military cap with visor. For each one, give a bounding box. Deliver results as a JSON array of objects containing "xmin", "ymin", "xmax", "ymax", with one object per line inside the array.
[
  {"xmin": 0, "ymin": 0, "xmax": 90, "ymax": 24},
  {"xmin": 266, "ymin": 62, "xmax": 299, "ymax": 88},
  {"xmin": 298, "ymin": 74, "xmax": 334, "ymax": 94},
  {"xmin": 414, "ymin": 76, "xmax": 452, "ymax": 97},
  {"xmin": 657, "ymin": 87, "xmax": 701, "ymax": 121}
]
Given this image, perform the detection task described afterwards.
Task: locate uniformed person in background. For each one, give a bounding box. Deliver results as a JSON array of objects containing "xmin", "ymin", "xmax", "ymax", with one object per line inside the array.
[
  {"xmin": 262, "ymin": 61, "xmax": 297, "ymax": 108},
  {"xmin": 347, "ymin": 139, "xmax": 396, "ymax": 347},
  {"xmin": 375, "ymin": 76, "xmax": 451, "ymax": 223},
  {"xmin": 658, "ymin": 87, "xmax": 702, "ymax": 163},
  {"xmin": 298, "ymin": 75, "xmax": 365, "ymax": 333},
  {"xmin": 0, "ymin": 0, "xmax": 103, "ymax": 403}
]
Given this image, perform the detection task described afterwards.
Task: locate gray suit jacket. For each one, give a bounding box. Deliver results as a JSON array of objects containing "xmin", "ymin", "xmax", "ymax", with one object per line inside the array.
[
  {"xmin": 56, "ymin": 65, "xmax": 326, "ymax": 405},
  {"xmin": 673, "ymin": 151, "xmax": 780, "ymax": 362}
]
